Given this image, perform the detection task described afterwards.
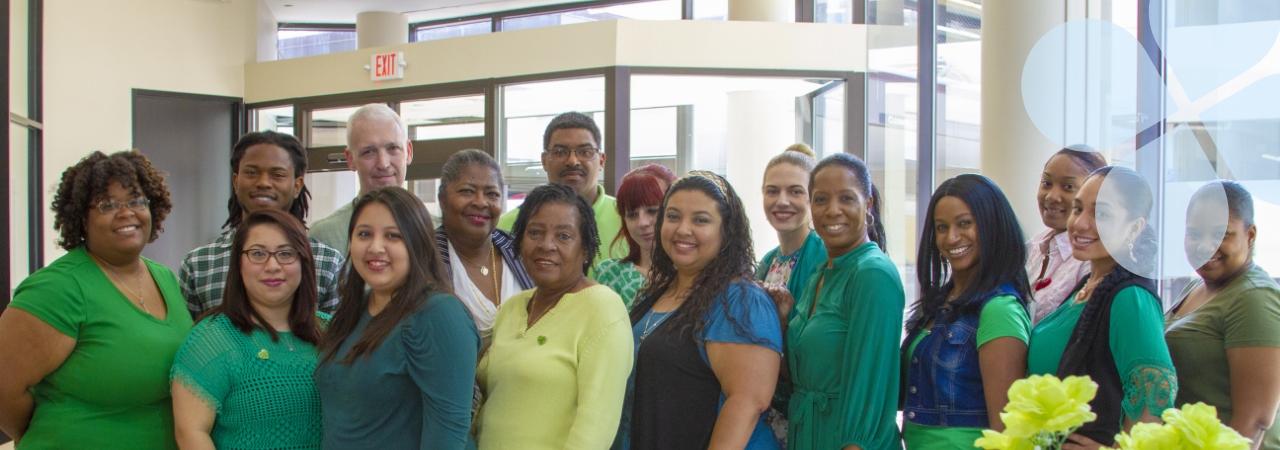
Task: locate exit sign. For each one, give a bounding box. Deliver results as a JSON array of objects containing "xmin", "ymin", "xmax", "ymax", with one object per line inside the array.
[{"xmin": 370, "ymin": 52, "xmax": 405, "ymax": 81}]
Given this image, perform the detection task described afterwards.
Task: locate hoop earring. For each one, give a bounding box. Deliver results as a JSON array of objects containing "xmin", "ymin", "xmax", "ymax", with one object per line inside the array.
[{"xmin": 866, "ymin": 214, "xmax": 875, "ymax": 227}]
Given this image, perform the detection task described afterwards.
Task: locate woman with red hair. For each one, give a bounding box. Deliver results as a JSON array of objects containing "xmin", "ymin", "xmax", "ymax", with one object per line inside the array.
[{"xmin": 592, "ymin": 164, "xmax": 677, "ymax": 309}]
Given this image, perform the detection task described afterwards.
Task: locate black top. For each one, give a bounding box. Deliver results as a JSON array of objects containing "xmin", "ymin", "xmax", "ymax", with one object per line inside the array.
[{"xmin": 630, "ymin": 319, "xmax": 721, "ymax": 450}]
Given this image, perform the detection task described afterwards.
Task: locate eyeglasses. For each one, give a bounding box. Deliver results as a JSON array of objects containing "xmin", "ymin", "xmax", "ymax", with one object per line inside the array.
[
  {"xmin": 544, "ymin": 146, "xmax": 600, "ymax": 162},
  {"xmin": 96, "ymin": 198, "xmax": 150, "ymax": 215},
  {"xmin": 242, "ymin": 248, "xmax": 300, "ymax": 265}
]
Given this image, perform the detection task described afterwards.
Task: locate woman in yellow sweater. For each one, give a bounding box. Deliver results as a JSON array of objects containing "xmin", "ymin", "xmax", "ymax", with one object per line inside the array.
[{"xmin": 474, "ymin": 183, "xmax": 634, "ymax": 450}]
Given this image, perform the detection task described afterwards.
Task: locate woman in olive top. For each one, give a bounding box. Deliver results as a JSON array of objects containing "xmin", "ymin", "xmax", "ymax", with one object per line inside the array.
[
  {"xmin": 593, "ymin": 164, "xmax": 677, "ymax": 307},
  {"xmin": 0, "ymin": 150, "xmax": 192, "ymax": 449},
  {"xmin": 1167, "ymin": 180, "xmax": 1280, "ymax": 448},
  {"xmin": 902, "ymin": 174, "xmax": 1032, "ymax": 449},
  {"xmin": 1026, "ymin": 147, "xmax": 1105, "ymax": 324},
  {"xmin": 1028, "ymin": 166, "xmax": 1176, "ymax": 449},
  {"xmin": 475, "ymin": 184, "xmax": 633, "ymax": 450},
  {"xmin": 315, "ymin": 187, "xmax": 480, "ymax": 450},
  {"xmin": 630, "ymin": 171, "xmax": 784, "ymax": 450},
  {"xmin": 782, "ymin": 153, "xmax": 903, "ymax": 450},
  {"xmin": 171, "ymin": 210, "xmax": 327, "ymax": 450}
]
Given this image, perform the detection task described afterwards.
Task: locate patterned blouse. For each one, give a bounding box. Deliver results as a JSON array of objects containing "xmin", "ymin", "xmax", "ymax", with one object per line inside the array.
[{"xmin": 593, "ymin": 258, "xmax": 646, "ymax": 309}]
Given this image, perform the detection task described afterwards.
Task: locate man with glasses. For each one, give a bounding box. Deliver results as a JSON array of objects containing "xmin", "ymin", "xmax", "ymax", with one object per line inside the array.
[
  {"xmin": 309, "ymin": 104, "xmax": 414, "ymax": 254},
  {"xmin": 179, "ymin": 131, "xmax": 344, "ymax": 319},
  {"xmin": 496, "ymin": 112, "xmax": 625, "ymax": 270}
]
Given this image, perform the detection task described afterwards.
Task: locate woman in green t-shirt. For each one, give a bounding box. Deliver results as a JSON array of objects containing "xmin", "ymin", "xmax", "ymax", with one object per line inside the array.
[
  {"xmin": 0, "ymin": 150, "xmax": 192, "ymax": 449},
  {"xmin": 901, "ymin": 174, "xmax": 1032, "ymax": 450},
  {"xmin": 171, "ymin": 210, "xmax": 328, "ymax": 449},
  {"xmin": 1166, "ymin": 180, "xmax": 1280, "ymax": 449}
]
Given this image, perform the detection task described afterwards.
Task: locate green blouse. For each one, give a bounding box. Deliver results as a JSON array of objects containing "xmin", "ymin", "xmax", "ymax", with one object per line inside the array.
[
  {"xmin": 1166, "ymin": 265, "xmax": 1280, "ymax": 449},
  {"xmin": 786, "ymin": 242, "xmax": 905, "ymax": 450},
  {"xmin": 901, "ymin": 295, "xmax": 1031, "ymax": 450},
  {"xmin": 8, "ymin": 247, "xmax": 194, "ymax": 450},
  {"xmin": 756, "ymin": 230, "xmax": 827, "ymax": 303},
  {"xmin": 1029, "ymin": 287, "xmax": 1176, "ymax": 423},
  {"xmin": 592, "ymin": 258, "xmax": 645, "ymax": 308},
  {"xmin": 171, "ymin": 313, "xmax": 330, "ymax": 449}
]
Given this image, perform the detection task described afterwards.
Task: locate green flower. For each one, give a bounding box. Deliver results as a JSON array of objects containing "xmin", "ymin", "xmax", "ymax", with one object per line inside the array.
[
  {"xmin": 1111, "ymin": 422, "xmax": 1182, "ymax": 450},
  {"xmin": 1161, "ymin": 403, "xmax": 1251, "ymax": 450},
  {"xmin": 973, "ymin": 429, "xmax": 1036, "ymax": 450},
  {"xmin": 1001, "ymin": 375, "xmax": 1099, "ymax": 437}
]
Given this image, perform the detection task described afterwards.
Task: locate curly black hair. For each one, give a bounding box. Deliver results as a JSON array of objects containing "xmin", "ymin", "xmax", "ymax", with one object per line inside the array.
[
  {"xmin": 51, "ymin": 150, "xmax": 174, "ymax": 251},
  {"xmin": 511, "ymin": 183, "xmax": 601, "ymax": 276},
  {"xmin": 630, "ymin": 172, "xmax": 762, "ymax": 345}
]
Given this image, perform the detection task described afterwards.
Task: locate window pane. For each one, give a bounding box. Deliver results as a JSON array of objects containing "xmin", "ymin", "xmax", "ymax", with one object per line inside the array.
[
  {"xmin": 277, "ymin": 30, "xmax": 357, "ymax": 60},
  {"xmin": 414, "ymin": 20, "xmax": 491, "ymax": 42},
  {"xmin": 309, "ymin": 105, "xmax": 363, "ymax": 147},
  {"xmin": 934, "ymin": 0, "xmax": 982, "ymax": 184},
  {"xmin": 814, "ymin": 83, "xmax": 845, "ymax": 160},
  {"xmin": 499, "ymin": 78, "xmax": 606, "ymax": 210},
  {"xmin": 694, "ymin": 0, "xmax": 728, "ymax": 20},
  {"xmin": 502, "ymin": 0, "xmax": 682, "ymax": 31},
  {"xmin": 815, "ymin": 0, "xmax": 853, "ymax": 24},
  {"xmin": 401, "ymin": 95, "xmax": 486, "ymax": 139},
  {"xmin": 253, "ymin": 106, "xmax": 294, "ymax": 135}
]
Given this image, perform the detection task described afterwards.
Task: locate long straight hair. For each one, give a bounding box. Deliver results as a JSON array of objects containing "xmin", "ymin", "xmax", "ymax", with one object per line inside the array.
[
  {"xmin": 909, "ymin": 174, "xmax": 1031, "ymax": 330},
  {"xmin": 213, "ymin": 209, "xmax": 323, "ymax": 346},
  {"xmin": 319, "ymin": 187, "xmax": 454, "ymax": 364}
]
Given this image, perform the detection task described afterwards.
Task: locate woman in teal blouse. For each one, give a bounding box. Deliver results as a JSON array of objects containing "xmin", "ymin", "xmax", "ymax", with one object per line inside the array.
[
  {"xmin": 781, "ymin": 153, "xmax": 904, "ymax": 450},
  {"xmin": 756, "ymin": 144, "xmax": 826, "ymax": 298},
  {"xmin": 1027, "ymin": 166, "xmax": 1176, "ymax": 449},
  {"xmin": 171, "ymin": 210, "xmax": 328, "ymax": 450},
  {"xmin": 315, "ymin": 187, "xmax": 480, "ymax": 450}
]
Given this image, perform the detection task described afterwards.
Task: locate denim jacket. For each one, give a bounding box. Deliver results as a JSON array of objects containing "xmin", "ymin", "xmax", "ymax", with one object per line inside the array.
[{"xmin": 901, "ymin": 283, "xmax": 1018, "ymax": 428}]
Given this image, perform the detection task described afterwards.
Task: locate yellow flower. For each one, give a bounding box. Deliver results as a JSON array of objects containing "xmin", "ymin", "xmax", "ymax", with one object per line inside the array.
[
  {"xmin": 1161, "ymin": 403, "xmax": 1251, "ymax": 450},
  {"xmin": 1001, "ymin": 375, "xmax": 1099, "ymax": 437},
  {"xmin": 973, "ymin": 430, "xmax": 1035, "ymax": 450},
  {"xmin": 1111, "ymin": 422, "xmax": 1182, "ymax": 450}
]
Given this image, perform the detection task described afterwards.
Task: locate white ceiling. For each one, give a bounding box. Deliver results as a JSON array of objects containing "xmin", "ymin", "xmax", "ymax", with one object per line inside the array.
[{"xmin": 264, "ymin": 0, "xmax": 596, "ymax": 24}]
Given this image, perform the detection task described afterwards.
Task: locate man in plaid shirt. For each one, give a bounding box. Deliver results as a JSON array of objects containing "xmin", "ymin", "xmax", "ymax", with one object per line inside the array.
[{"xmin": 179, "ymin": 131, "xmax": 344, "ymax": 319}]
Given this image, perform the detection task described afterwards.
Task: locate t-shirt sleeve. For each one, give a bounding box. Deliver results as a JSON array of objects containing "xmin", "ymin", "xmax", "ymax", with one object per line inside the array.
[
  {"xmin": 976, "ymin": 295, "xmax": 1031, "ymax": 347},
  {"xmin": 1109, "ymin": 286, "xmax": 1177, "ymax": 421},
  {"xmin": 10, "ymin": 267, "xmax": 87, "ymax": 339},
  {"xmin": 169, "ymin": 318, "xmax": 233, "ymax": 412},
  {"xmin": 1222, "ymin": 286, "xmax": 1280, "ymax": 349},
  {"xmin": 701, "ymin": 283, "xmax": 783, "ymax": 355},
  {"xmin": 404, "ymin": 294, "xmax": 480, "ymax": 450}
]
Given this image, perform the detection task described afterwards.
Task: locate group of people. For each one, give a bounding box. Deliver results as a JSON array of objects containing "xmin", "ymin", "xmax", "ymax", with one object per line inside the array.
[{"xmin": 0, "ymin": 104, "xmax": 1276, "ymax": 450}]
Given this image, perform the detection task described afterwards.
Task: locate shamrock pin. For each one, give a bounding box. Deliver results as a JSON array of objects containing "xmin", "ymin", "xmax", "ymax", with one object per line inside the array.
[
  {"xmin": 257, "ymin": 349, "xmax": 269, "ymax": 359},
  {"xmin": 537, "ymin": 336, "xmax": 547, "ymax": 345}
]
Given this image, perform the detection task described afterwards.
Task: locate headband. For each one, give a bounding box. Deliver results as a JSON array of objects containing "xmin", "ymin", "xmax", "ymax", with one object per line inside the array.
[{"xmin": 682, "ymin": 170, "xmax": 728, "ymax": 197}]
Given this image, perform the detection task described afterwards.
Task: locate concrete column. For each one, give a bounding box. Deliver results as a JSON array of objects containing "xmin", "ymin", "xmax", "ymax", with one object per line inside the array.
[
  {"xmin": 728, "ymin": 0, "xmax": 793, "ymax": 22},
  {"xmin": 356, "ymin": 11, "xmax": 409, "ymax": 49},
  {"xmin": 980, "ymin": 0, "xmax": 1066, "ymax": 235},
  {"xmin": 726, "ymin": 90, "xmax": 796, "ymax": 257}
]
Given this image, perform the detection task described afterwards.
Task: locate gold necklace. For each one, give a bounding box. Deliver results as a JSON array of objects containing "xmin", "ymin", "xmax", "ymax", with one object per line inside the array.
[
  {"xmin": 1075, "ymin": 276, "xmax": 1106, "ymax": 304},
  {"xmin": 455, "ymin": 242, "xmax": 495, "ymax": 277},
  {"xmin": 90, "ymin": 252, "xmax": 149, "ymax": 313}
]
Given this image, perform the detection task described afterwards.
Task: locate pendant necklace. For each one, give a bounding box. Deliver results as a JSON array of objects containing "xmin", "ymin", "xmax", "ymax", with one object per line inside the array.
[
  {"xmin": 91, "ymin": 251, "xmax": 149, "ymax": 313},
  {"xmin": 456, "ymin": 242, "xmax": 495, "ymax": 277}
]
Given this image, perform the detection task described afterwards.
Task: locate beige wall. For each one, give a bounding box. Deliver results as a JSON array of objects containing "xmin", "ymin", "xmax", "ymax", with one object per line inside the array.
[
  {"xmin": 41, "ymin": 0, "xmax": 257, "ymax": 267},
  {"xmin": 246, "ymin": 20, "xmax": 867, "ymax": 103}
]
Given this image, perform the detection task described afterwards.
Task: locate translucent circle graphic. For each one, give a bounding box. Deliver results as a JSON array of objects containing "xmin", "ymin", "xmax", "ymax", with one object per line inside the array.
[
  {"xmin": 1092, "ymin": 166, "xmax": 1161, "ymax": 280},
  {"xmin": 1022, "ymin": 19, "xmax": 1165, "ymax": 152}
]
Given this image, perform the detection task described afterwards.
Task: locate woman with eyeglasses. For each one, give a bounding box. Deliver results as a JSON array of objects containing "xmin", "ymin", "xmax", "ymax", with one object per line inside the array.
[
  {"xmin": 0, "ymin": 150, "xmax": 192, "ymax": 449},
  {"xmin": 1166, "ymin": 180, "xmax": 1280, "ymax": 448},
  {"xmin": 315, "ymin": 187, "xmax": 480, "ymax": 449},
  {"xmin": 171, "ymin": 209, "xmax": 327, "ymax": 450}
]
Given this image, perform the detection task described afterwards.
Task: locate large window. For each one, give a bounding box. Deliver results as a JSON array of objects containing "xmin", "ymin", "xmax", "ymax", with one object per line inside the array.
[
  {"xmin": 277, "ymin": 28, "xmax": 357, "ymax": 60},
  {"xmin": 414, "ymin": 20, "xmax": 491, "ymax": 42},
  {"xmin": 501, "ymin": 0, "xmax": 682, "ymax": 31},
  {"xmin": 499, "ymin": 77, "xmax": 606, "ymax": 210}
]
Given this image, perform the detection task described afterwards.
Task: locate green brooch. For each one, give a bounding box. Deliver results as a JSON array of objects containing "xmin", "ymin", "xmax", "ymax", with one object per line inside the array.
[
  {"xmin": 537, "ymin": 336, "xmax": 547, "ymax": 345},
  {"xmin": 257, "ymin": 349, "xmax": 269, "ymax": 359}
]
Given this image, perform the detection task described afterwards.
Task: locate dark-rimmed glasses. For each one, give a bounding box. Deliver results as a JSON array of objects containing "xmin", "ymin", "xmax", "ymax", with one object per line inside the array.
[
  {"xmin": 242, "ymin": 248, "xmax": 300, "ymax": 265},
  {"xmin": 544, "ymin": 146, "xmax": 600, "ymax": 161}
]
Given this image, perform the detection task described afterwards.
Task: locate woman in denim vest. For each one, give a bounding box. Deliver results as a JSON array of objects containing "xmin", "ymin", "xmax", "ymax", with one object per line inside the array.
[{"xmin": 901, "ymin": 174, "xmax": 1033, "ymax": 449}]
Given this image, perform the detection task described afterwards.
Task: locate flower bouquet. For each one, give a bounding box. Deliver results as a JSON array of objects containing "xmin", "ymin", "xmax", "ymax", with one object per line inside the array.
[
  {"xmin": 1106, "ymin": 403, "xmax": 1251, "ymax": 450},
  {"xmin": 973, "ymin": 374, "xmax": 1099, "ymax": 450}
]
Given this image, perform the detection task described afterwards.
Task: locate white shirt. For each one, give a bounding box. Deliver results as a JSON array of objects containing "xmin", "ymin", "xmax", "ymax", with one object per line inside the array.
[
  {"xmin": 1025, "ymin": 228, "xmax": 1092, "ymax": 325},
  {"xmin": 447, "ymin": 239, "xmax": 521, "ymax": 352}
]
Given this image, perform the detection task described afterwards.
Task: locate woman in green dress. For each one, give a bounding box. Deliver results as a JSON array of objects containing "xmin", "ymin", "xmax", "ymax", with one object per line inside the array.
[
  {"xmin": 1166, "ymin": 180, "xmax": 1280, "ymax": 448},
  {"xmin": 171, "ymin": 210, "xmax": 328, "ymax": 450},
  {"xmin": 593, "ymin": 164, "xmax": 676, "ymax": 308},
  {"xmin": 781, "ymin": 153, "xmax": 904, "ymax": 450},
  {"xmin": 315, "ymin": 187, "xmax": 480, "ymax": 449},
  {"xmin": 0, "ymin": 150, "xmax": 192, "ymax": 449},
  {"xmin": 901, "ymin": 174, "xmax": 1031, "ymax": 449},
  {"xmin": 1027, "ymin": 166, "xmax": 1176, "ymax": 449}
]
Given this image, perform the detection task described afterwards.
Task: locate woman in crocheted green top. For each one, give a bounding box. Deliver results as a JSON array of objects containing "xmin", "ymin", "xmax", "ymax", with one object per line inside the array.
[{"xmin": 171, "ymin": 210, "xmax": 329, "ymax": 450}]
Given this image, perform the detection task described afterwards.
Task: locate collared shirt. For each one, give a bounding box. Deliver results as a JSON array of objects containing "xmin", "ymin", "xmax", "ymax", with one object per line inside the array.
[
  {"xmin": 179, "ymin": 230, "xmax": 345, "ymax": 318},
  {"xmin": 308, "ymin": 201, "xmax": 356, "ymax": 255},
  {"xmin": 1024, "ymin": 228, "xmax": 1091, "ymax": 325}
]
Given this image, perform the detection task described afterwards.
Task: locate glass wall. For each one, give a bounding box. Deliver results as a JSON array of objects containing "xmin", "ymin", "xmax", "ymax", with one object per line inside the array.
[
  {"xmin": 277, "ymin": 29, "xmax": 357, "ymax": 60},
  {"xmin": 414, "ymin": 20, "xmax": 492, "ymax": 42},
  {"xmin": 501, "ymin": 0, "xmax": 682, "ymax": 31},
  {"xmin": 499, "ymin": 77, "xmax": 606, "ymax": 210}
]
